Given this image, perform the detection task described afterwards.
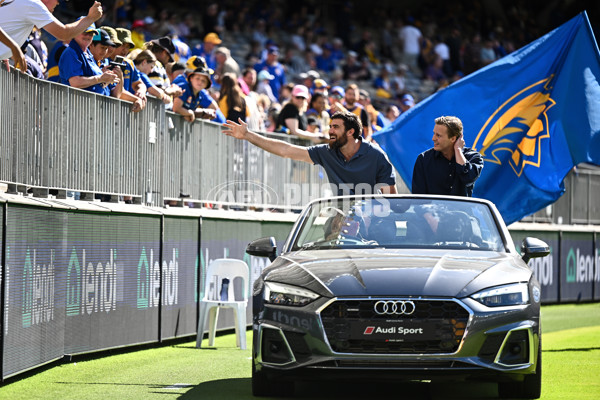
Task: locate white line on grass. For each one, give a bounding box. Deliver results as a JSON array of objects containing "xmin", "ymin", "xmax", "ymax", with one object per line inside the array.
[{"xmin": 163, "ymin": 383, "xmax": 192, "ymax": 390}]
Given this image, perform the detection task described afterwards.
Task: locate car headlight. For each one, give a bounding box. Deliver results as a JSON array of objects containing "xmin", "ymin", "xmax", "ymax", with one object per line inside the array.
[
  {"xmin": 471, "ymin": 283, "xmax": 529, "ymax": 307},
  {"xmin": 264, "ymin": 281, "xmax": 320, "ymax": 306}
]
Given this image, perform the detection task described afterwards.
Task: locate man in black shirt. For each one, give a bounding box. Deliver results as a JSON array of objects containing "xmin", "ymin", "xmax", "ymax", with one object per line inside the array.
[{"xmin": 412, "ymin": 116, "xmax": 483, "ymax": 197}]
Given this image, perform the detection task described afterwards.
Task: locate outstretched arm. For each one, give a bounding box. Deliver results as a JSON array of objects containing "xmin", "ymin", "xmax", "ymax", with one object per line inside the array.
[
  {"xmin": 0, "ymin": 27, "xmax": 26, "ymax": 72},
  {"xmin": 222, "ymin": 119, "xmax": 313, "ymax": 163},
  {"xmin": 43, "ymin": 2, "xmax": 103, "ymax": 41}
]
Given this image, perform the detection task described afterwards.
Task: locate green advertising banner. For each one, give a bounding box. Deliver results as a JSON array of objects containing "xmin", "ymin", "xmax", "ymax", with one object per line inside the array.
[
  {"xmin": 560, "ymin": 232, "xmax": 596, "ymax": 302},
  {"xmin": 161, "ymin": 216, "xmax": 199, "ymax": 339}
]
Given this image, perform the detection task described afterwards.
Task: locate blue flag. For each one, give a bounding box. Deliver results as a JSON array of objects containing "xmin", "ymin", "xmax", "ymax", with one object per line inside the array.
[{"xmin": 374, "ymin": 12, "xmax": 600, "ymax": 225}]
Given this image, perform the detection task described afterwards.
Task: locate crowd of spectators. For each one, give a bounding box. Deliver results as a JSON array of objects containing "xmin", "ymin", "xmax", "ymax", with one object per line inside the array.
[{"xmin": 2, "ymin": 0, "xmax": 596, "ymax": 141}]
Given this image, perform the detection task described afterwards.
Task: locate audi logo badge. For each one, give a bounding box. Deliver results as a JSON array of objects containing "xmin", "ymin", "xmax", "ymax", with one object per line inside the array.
[{"xmin": 374, "ymin": 300, "xmax": 416, "ymax": 315}]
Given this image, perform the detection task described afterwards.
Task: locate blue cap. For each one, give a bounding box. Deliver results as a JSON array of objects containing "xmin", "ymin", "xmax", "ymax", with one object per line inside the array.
[
  {"xmin": 331, "ymin": 86, "xmax": 345, "ymax": 97},
  {"xmin": 401, "ymin": 94, "xmax": 415, "ymax": 106},
  {"xmin": 77, "ymin": 16, "xmax": 98, "ymax": 34}
]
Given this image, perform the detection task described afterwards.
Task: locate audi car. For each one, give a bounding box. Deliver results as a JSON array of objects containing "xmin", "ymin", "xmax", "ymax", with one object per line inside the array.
[{"xmin": 246, "ymin": 195, "xmax": 549, "ymax": 399}]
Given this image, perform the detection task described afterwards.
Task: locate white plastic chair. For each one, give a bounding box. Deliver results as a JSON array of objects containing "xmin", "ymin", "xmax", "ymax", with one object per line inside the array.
[{"xmin": 196, "ymin": 258, "xmax": 249, "ymax": 349}]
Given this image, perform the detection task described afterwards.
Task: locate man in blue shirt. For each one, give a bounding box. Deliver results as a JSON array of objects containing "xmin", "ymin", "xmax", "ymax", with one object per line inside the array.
[
  {"xmin": 412, "ymin": 116, "xmax": 483, "ymax": 196},
  {"xmin": 254, "ymin": 46, "xmax": 285, "ymax": 101},
  {"xmin": 222, "ymin": 111, "xmax": 397, "ymax": 195},
  {"xmin": 59, "ymin": 22, "xmax": 119, "ymax": 96}
]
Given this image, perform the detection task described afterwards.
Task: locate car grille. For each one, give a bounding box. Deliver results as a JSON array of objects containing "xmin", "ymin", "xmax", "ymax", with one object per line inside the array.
[{"xmin": 320, "ymin": 299, "xmax": 469, "ymax": 354}]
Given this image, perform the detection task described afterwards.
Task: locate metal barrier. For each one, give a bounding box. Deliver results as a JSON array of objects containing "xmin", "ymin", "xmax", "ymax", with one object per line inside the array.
[
  {"xmin": 521, "ymin": 167, "xmax": 600, "ymax": 225},
  {"xmin": 0, "ymin": 67, "xmax": 341, "ymax": 208}
]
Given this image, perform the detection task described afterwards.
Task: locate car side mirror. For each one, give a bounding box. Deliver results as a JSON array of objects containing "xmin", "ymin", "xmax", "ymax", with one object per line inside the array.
[
  {"xmin": 246, "ymin": 237, "xmax": 277, "ymax": 262},
  {"xmin": 520, "ymin": 237, "xmax": 550, "ymax": 264}
]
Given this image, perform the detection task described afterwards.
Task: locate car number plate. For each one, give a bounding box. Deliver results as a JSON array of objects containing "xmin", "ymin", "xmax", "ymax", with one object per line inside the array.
[{"xmin": 350, "ymin": 320, "xmax": 439, "ymax": 341}]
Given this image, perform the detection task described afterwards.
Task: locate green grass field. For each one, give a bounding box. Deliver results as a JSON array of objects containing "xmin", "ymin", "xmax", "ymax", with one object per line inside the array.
[{"xmin": 0, "ymin": 303, "xmax": 598, "ymax": 399}]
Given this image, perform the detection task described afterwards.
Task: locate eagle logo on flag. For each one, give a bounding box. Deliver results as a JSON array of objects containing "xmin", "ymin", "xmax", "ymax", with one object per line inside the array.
[{"xmin": 473, "ymin": 77, "xmax": 556, "ymax": 177}]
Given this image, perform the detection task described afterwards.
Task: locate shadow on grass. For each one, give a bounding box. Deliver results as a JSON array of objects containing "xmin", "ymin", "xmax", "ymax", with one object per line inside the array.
[
  {"xmin": 178, "ymin": 378, "xmax": 499, "ymax": 399},
  {"xmin": 543, "ymin": 347, "xmax": 600, "ymax": 352}
]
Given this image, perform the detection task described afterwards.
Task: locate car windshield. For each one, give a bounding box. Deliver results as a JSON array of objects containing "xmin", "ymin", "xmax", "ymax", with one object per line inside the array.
[{"xmin": 292, "ymin": 197, "xmax": 505, "ymax": 252}]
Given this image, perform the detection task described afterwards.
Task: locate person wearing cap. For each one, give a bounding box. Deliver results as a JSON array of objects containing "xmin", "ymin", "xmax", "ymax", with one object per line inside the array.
[
  {"xmin": 145, "ymin": 37, "xmax": 183, "ymax": 100},
  {"xmin": 298, "ymin": 71, "xmax": 316, "ymax": 93},
  {"xmin": 191, "ymin": 32, "xmax": 221, "ymax": 71},
  {"xmin": 0, "ymin": 1, "xmax": 103, "ymax": 64},
  {"xmin": 222, "ymin": 111, "xmax": 397, "ymax": 195},
  {"xmin": 256, "ymin": 70, "xmax": 278, "ymax": 105},
  {"xmin": 275, "ymin": 85, "xmax": 325, "ymax": 141},
  {"xmin": 112, "ymin": 28, "xmax": 147, "ymax": 110},
  {"xmin": 254, "ymin": 46, "xmax": 285, "ymax": 102},
  {"xmin": 89, "ymin": 28, "xmax": 120, "ymax": 88},
  {"xmin": 399, "ymin": 93, "xmax": 415, "ymax": 113},
  {"xmin": 89, "ymin": 29, "xmax": 146, "ymax": 111},
  {"xmin": 58, "ymin": 21, "xmax": 119, "ymax": 96},
  {"xmin": 412, "ymin": 116, "xmax": 483, "ymax": 197},
  {"xmin": 170, "ymin": 55, "xmax": 226, "ymax": 123},
  {"xmin": 89, "ymin": 28, "xmax": 115, "ymax": 67},
  {"xmin": 313, "ymin": 79, "xmax": 329, "ymax": 97},
  {"xmin": 328, "ymin": 86, "xmax": 349, "ymax": 115},
  {"xmin": 172, "ymin": 65, "xmax": 223, "ymax": 123}
]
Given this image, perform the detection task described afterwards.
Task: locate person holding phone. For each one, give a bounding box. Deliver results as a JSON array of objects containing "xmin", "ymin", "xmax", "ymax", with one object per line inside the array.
[
  {"xmin": 58, "ymin": 22, "xmax": 119, "ymax": 96},
  {"xmin": 412, "ymin": 116, "xmax": 483, "ymax": 197}
]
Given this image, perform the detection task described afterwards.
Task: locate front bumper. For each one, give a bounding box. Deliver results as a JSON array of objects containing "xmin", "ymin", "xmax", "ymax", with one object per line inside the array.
[{"xmin": 253, "ymin": 296, "xmax": 539, "ymax": 382}]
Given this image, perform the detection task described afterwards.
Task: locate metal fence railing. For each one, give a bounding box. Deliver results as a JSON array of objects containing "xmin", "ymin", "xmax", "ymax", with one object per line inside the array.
[
  {"xmin": 0, "ymin": 67, "xmax": 359, "ymax": 209},
  {"xmin": 522, "ymin": 166, "xmax": 600, "ymax": 225},
  {"xmin": 1, "ymin": 66, "xmax": 598, "ymax": 223}
]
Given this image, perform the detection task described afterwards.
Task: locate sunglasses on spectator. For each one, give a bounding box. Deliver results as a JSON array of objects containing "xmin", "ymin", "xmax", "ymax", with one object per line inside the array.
[{"xmin": 295, "ymin": 96, "xmax": 307, "ymax": 100}]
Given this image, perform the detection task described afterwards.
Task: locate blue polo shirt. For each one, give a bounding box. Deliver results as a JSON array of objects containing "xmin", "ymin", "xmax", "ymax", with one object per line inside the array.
[
  {"xmin": 254, "ymin": 61, "xmax": 285, "ymax": 99},
  {"xmin": 139, "ymin": 71, "xmax": 155, "ymax": 90},
  {"xmin": 59, "ymin": 39, "xmax": 109, "ymax": 96},
  {"xmin": 308, "ymin": 140, "xmax": 396, "ymax": 195},
  {"xmin": 411, "ymin": 147, "xmax": 484, "ymax": 197},
  {"xmin": 120, "ymin": 58, "xmax": 142, "ymax": 93},
  {"xmin": 175, "ymin": 77, "xmax": 226, "ymax": 123}
]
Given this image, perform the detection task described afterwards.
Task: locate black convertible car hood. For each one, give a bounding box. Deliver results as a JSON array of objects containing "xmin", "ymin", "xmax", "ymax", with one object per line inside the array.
[{"xmin": 264, "ymin": 249, "xmax": 532, "ymax": 298}]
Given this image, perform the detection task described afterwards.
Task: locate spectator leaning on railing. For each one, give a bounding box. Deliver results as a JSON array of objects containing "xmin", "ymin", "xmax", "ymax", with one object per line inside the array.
[
  {"xmin": 0, "ymin": 0, "xmax": 102, "ymax": 69},
  {"xmin": 145, "ymin": 37, "xmax": 183, "ymax": 100},
  {"xmin": 133, "ymin": 50, "xmax": 172, "ymax": 105},
  {"xmin": 172, "ymin": 64, "xmax": 218, "ymax": 123},
  {"xmin": 115, "ymin": 28, "xmax": 147, "ymax": 111},
  {"xmin": 171, "ymin": 56, "xmax": 226, "ymax": 124},
  {"xmin": 58, "ymin": 21, "xmax": 120, "ymax": 97},
  {"xmin": 88, "ymin": 28, "xmax": 124, "ymax": 99}
]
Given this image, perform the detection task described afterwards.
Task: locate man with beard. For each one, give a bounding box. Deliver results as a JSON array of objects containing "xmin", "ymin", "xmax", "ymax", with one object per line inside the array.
[{"xmin": 222, "ymin": 111, "xmax": 397, "ymax": 195}]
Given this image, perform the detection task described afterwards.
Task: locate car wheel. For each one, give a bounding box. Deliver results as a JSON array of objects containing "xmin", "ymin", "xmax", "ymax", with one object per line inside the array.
[
  {"xmin": 498, "ymin": 340, "xmax": 542, "ymax": 399},
  {"xmin": 252, "ymin": 357, "xmax": 290, "ymax": 397}
]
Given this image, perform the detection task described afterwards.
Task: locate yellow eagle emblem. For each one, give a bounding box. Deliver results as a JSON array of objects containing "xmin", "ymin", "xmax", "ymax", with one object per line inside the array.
[{"xmin": 473, "ymin": 77, "xmax": 556, "ymax": 177}]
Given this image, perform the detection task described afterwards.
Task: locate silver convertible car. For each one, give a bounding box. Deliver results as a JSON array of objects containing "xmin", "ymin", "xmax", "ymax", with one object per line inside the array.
[{"xmin": 246, "ymin": 195, "xmax": 549, "ymax": 399}]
